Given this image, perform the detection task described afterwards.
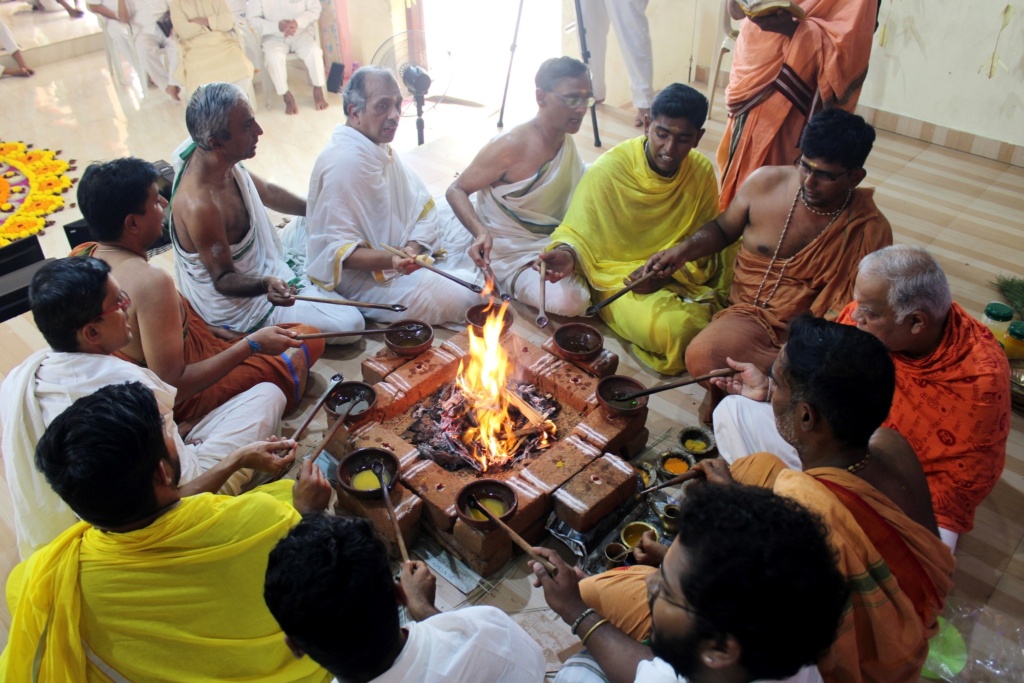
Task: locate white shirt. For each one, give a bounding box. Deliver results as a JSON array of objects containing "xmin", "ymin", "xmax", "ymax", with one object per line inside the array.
[
  {"xmin": 635, "ymin": 658, "xmax": 822, "ymax": 683},
  {"xmin": 331, "ymin": 606, "xmax": 546, "ymax": 683}
]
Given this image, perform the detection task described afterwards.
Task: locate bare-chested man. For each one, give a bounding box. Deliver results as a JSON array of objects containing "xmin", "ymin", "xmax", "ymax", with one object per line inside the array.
[
  {"xmin": 171, "ymin": 82, "xmax": 364, "ymax": 340},
  {"xmin": 642, "ymin": 108, "xmax": 891, "ymax": 415},
  {"xmin": 73, "ymin": 157, "xmax": 326, "ymax": 423},
  {"xmin": 437, "ymin": 56, "xmax": 591, "ymax": 316}
]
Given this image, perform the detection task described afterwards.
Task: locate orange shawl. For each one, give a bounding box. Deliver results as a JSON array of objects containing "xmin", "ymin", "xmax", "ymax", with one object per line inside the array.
[
  {"xmin": 717, "ymin": 0, "xmax": 878, "ymax": 209},
  {"xmin": 712, "ymin": 188, "xmax": 891, "ymax": 349},
  {"xmin": 69, "ymin": 243, "xmax": 325, "ymax": 418},
  {"xmin": 733, "ymin": 453, "xmax": 955, "ymax": 683},
  {"xmin": 838, "ymin": 302, "xmax": 1011, "ymax": 533}
]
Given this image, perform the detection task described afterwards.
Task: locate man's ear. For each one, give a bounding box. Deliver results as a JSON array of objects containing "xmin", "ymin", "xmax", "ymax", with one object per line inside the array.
[
  {"xmin": 284, "ymin": 634, "xmax": 305, "ymax": 659},
  {"xmin": 643, "ymin": 115, "xmax": 651, "ymax": 135},
  {"xmin": 798, "ymin": 401, "xmax": 817, "ymax": 433},
  {"xmin": 849, "ymin": 167, "xmax": 867, "ymax": 187},
  {"xmin": 694, "ymin": 128, "xmax": 705, "ymax": 147},
  {"xmin": 154, "ymin": 458, "xmax": 175, "ymax": 487},
  {"xmin": 394, "ymin": 578, "xmax": 408, "ymax": 607},
  {"xmin": 535, "ymin": 87, "xmax": 546, "ymax": 108},
  {"xmin": 700, "ymin": 634, "xmax": 741, "ymax": 669},
  {"xmin": 79, "ymin": 322, "xmax": 101, "ymax": 348},
  {"xmin": 907, "ymin": 310, "xmax": 928, "ymax": 335}
]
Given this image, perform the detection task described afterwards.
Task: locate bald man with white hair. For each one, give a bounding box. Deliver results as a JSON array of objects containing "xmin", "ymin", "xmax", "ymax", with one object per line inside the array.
[{"xmin": 711, "ymin": 245, "xmax": 1010, "ymax": 551}]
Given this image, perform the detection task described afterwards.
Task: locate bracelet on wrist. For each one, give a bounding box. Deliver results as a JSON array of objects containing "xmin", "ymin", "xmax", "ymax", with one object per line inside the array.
[
  {"xmin": 569, "ymin": 608, "xmax": 596, "ymax": 635},
  {"xmin": 246, "ymin": 336, "xmax": 262, "ymax": 356},
  {"xmin": 580, "ymin": 619, "xmax": 610, "ymax": 647}
]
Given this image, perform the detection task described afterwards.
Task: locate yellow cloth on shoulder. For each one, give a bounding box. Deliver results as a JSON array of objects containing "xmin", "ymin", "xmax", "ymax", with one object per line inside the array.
[
  {"xmin": 548, "ymin": 137, "xmax": 736, "ymax": 374},
  {"xmin": 1, "ymin": 481, "xmax": 330, "ymax": 683}
]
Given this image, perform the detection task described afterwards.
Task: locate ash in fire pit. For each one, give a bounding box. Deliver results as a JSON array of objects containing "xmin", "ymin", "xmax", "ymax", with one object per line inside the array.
[{"xmin": 404, "ymin": 382, "xmax": 559, "ymax": 472}]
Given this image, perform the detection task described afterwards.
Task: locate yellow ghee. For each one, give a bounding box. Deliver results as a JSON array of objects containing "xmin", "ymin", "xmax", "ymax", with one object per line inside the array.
[
  {"xmin": 683, "ymin": 438, "xmax": 707, "ymax": 453},
  {"xmin": 662, "ymin": 457, "xmax": 690, "ymax": 475},
  {"xmin": 468, "ymin": 498, "xmax": 508, "ymax": 521},
  {"xmin": 351, "ymin": 469, "xmax": 390, "ymax": 491}
]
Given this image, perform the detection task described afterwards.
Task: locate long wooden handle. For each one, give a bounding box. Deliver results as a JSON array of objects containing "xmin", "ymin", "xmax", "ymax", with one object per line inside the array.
[
  {"xmin": 538, "ymin": 261, "xmax": 547, "ymax": 320},
  {"xmin": 306, "ymin": 409, "xmax": 349, "ymax": 464},
  {"xmin": 382, "ymin": 245, "xmax": 483, "ymax": 293},
  {"xmin": 291, "ymin": 379, "xmax": 339, "ymax": 441},
  {"xmin": 637, "ymin": 469, "xmax": 704, "ymax": 496},
  {"xmin": 469, "ymin": 497, "xmax": 557, "ymax": 574},
  {"xmin": 294, "ymin": 326, "xmax": 419, "ymax": 341},
  {"xmin": 617, "ymin": 369, "xmax": 737, "ymax": 401},
  {"xmin": 378, "ymin": 468, "xmax": 409, "ymax": 562},
  {"xmin": 587, "ymin": 271, "xmax": 658, "ymax": 314}
]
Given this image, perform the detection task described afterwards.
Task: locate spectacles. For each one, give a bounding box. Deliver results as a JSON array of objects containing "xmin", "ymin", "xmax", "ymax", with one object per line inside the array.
[
  {"xmin": 96, "ymin": 290, "xmax": 131, "ymax": 319},
  {"xmin": 549, "ymin": 92, "xmax": 596, "ymax": 109},
  {"xmin": 793, "ymin": 156, "xmax": 855, "ymax": 183}
]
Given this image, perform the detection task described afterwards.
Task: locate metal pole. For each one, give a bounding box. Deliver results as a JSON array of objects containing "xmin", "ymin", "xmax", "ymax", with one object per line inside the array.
[
  {"xmin": 572, "ymin": 0, "xmax": 601, "ymax": 147},
  {"xmin": 497, "ymin": 0, "xmax": 526, "ymax": 128}
]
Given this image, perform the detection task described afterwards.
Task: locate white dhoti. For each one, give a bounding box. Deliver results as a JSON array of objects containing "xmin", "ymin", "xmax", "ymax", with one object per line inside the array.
[
  {"xmin": 438, "ymin": 133, "xmax": 591, "ymax": 317},
  {"xmin": 262, "ymin": 30, "xmax": 324, "ymax": 95},
  {"xmin": 171, "ymin": 142, "xmax": 365, "ymax": 338},
  {"xmin": 1, "ymin": 19, "xmax": 19, "ymax": 54},
  {"xmin": 100, "ymin": 17, "xmax": 138, "ymax": 75},
  {"xmin": 134, "ymin": 31, "xmax": 179, "ymax": 90},
  {"xmin": 305, "ymin": 125, "xmax": 484, "ymax": 326},
  {"xmin": 0, "ymin": 351, "xmax": 283, "ymax": 558},
  {"xmin": 580, "ymin": 0, "xmax": 654, "ymax": 109}
]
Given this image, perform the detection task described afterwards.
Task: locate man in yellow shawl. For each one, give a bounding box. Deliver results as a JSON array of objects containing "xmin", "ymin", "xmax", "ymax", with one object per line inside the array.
[
  {"xmin": 539, "ymin": 83, "xmax": 734, "ymax": 375},
  {"xmin": 576, "ymin": 317, "xmax": 954, "ymax": 683},
  {"xmin": 0, "ymin": 382, "xmax": 334, "ymax": 682}
]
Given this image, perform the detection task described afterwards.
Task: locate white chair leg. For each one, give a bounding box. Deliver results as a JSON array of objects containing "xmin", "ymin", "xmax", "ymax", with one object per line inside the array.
[{"xmin": 708, "ymin": 45, "xmax": 727, "ymax": 116}]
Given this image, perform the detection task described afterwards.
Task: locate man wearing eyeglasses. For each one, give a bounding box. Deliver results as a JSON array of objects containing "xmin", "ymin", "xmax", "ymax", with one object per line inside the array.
[
  {"xmin": 531, "ymin": 483, "xmax": 848, "ymax": 683},
  {"xmin": 0, "ymin": 257, "xmax": 299, "ymax": 559},
  {"xmin": 437, "ymin": 57, "xmax": 591, "ymax": 317},
  {"xmin": 643, "ymin": 109, "xmax": 891, "ymax": 416}
]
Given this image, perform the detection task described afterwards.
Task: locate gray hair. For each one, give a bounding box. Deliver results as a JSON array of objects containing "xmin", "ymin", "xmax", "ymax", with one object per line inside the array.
[
  {"xmin": 858, "ymin": 245, "xmax": 953, "ymax": 323},
  {"xmin": 186, "ymin": 82, "xmax": 248, "ymax": 150},
  {"xmin": 342, "ymin": 66, "xmax": 395, "ymax": 116}
]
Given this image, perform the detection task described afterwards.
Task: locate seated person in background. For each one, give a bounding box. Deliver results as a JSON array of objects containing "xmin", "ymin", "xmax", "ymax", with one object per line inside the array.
[
  {"xmin": 170, "ymin": 0, "xmax": 254, "ymax": 98},
  {"xmin": 0, "ymin": 19, "xmax": 34, "ymax": 77},
  {"xmin": 300, "ymin": 66, "xmax": 483, "ymax": 327},
  {"xmin": 248, "ymin": 0, "xmax": 328, "ymax": 114},
  {"xmin": 539, "ymin": 83, "xmax": 731, "ymax": 375},
  {"xmin": 263, "ymin": 515, "xmax": 547, "ymax": 682},
  {"xmin": 644, "ymin": 109, "xmax": 891, "ymax": 410},
  {"xmin": 30, "ymin": 0, "xmax": 85, "ymax": 18},
  {"xmin": 702, "ymin": 316, "xmax": 954, "ymax": 681},
  {"xmin": 0, "ymin": 257, "xmax": 296, "ymax": 558},
  {"xmin": 531, "ymin": 483, "xmax": 848, "ymax": 683},
  {"xmin": 438, "ymin": 56, "xmax": 590, "ymax": 316},
  {"xmin": 173, "ymin": 83, "xmax": 365, "ymax": 339},
  {"xmin": 130, "ymin": 0, "xmax": 181, "ymax": 100},
  {"xmin": 0, "ymin": 382, "xmax": 333, "ymax": 681},
  {"xmin": 86, "ymin": 0, "xmax": 139, "ymax": 82},
  {"xmin": 715, "ymin": 245, "xmax": 1011, "ymax": 551},
  {"xmin": 73, "ymin": 158, "xmax": 325, "ymax": 421}
]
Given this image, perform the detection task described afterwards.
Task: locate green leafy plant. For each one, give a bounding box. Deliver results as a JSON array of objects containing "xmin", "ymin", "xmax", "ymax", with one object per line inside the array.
[{"xmin": 992, "ymin": 275, "xmax": 1024, "ymax": 318}]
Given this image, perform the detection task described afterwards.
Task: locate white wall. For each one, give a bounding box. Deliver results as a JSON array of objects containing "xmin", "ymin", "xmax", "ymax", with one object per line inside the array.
[{"xmin": 859, "ymin": 1, "xmax": 1024, "ymax": 146}]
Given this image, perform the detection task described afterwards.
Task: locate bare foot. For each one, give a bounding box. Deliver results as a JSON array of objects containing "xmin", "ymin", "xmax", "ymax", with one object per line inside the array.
[
  {"xmin": 166, "ymin": 85, "xmax": 181, "ymax": 101},
  {"xmin": 3, "ymin": 67, "xmax": 33, "ymax": 77},
  {"xmin": 634, "ymin": 107, "xmax": 650, "ymax": 127},
  {"xmin": 67, "ymin": 8, "xmax": 85, "ymax": 18},
  {"xmin": 313, "ymin": 86, "xmax": 328, "ymax": 111},
  {"xmin": 283, "ymin": 91, "xmax": 298, "ymax": 115},
  {"xmin": 12, "ymin": 53, "xmax": 34, "ymax": 76}
]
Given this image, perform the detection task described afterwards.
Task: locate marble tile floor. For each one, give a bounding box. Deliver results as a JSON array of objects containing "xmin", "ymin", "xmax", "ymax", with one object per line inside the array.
[{"xmin": 0, "ymin": 45, "xmax": 1022, "ymax": 679}]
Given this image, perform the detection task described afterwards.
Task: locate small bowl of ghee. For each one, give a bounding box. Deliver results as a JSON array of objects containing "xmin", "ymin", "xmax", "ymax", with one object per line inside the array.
[
  {"xmin": 336, "ymin": 448, "xmax": 400, "ymax": 500},
  {"xmin": 455, "ymin": 479, "xmax": 518, "ymax": 531}
]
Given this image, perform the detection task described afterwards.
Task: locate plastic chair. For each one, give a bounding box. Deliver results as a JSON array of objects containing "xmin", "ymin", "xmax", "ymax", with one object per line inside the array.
[
  {"xmin": 258, "ymin": 19, "xmax": 321, "ymax": 108},
  {"xmin": 97, "ymin": 16, "xmax": 146, "ymax": 96},
  {"xmin": 707, "ymin": 0, "xmax": 740, "ymax": 115}
]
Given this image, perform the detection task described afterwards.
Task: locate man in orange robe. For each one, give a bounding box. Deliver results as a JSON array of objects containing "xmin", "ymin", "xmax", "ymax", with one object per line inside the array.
[
  {"xmin": 73, "ymin": 158, "xmax": 325, "ymax": 422},
  {"xmin": 576, "ymin": 317, "xmax": 954, "ymax": 683},
  {"xmin": 642, "ymin": 109, "xmax": 890, "ymax": 411},
  {"xmin": 717, "ymin": 0, "xmax": 878, "ymax": 210}
]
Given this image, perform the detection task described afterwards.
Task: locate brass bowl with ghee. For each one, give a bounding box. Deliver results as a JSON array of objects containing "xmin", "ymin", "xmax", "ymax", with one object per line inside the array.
[
  {"xmin": 336, "ymin": 448, "xmax": 400, "ymax": 500},
  {"xmin": 325, "ymin": 381, "xmax": 378, "ymax": 428},
  {"xmin": 466, "ymin": 303, "xmax": 514, "ymax": 338},
  {"xmin": 596, "ymin": 375, "xmax": 648, "ymax": 418},
  {"xmin": 553, "ymin": 323, "xmax": 604, "ymax": 363},
  {"xmin": 620, "ymin": 521, "xmax": 659, "ymax": 549},
  {"xmin": 455, "ymin": 479, "xmax": 519, "ymax": 531},
  {"xmin": 384, "ymin": 319, "xmax": 433, "ymax": 357}
]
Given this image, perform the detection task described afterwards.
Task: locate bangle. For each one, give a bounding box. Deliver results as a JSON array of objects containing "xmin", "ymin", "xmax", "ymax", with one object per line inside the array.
[
  {"xmin": 580, "ymin": 618, "xmax": 610, "ymax": 647},
  {"xmin": 765, "ymin": 377, "xmax": 773, "ymax": 403},
  {"xmin": 246, "ymin": 336, "xmax": 262, "ymax": 356},
  {"xmin": 569, "ymin": 608, "xmax": 596, "ymax": 635}
]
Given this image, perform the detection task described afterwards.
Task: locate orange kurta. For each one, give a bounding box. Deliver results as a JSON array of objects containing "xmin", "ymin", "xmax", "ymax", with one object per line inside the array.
[
  {"xmin": 70, "ymin": 243, "xmax": 325, "ymax": 419},
  {"xmin": 838, "ymin": 302, "xmax": 1011, "ymax": 533},
  {"xmin": 733, "ymin": 453, "xmax": 954, "ymax": 683},
  {"xmin": 685, "ymin": 188, "xmax": 891, "ymax": 382},
  {"xmin": 716, "ymin": 0, "xmax": 878, "ymax": 210}
]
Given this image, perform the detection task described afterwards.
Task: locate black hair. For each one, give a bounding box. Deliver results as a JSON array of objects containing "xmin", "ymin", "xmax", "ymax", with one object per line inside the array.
[
  {"xmin": 34, "ymin": 382, "xmax": 168, "ymax": 527},
  {"xmin": 535, "ymin": 56, "xmax": 588, "ymax": 91},
  {"xmin": 676, "ymin": 483, "xmax": 849, "ymax": 680},
  {"xmin": 77, "ymin": 158, "xmax": 159, "ymax": 241},
  {"xmin": 650, "ymin": 83, "xmax": 708, "ymax": 129},
  {"xmin": 799, "ymin": 109, "xmax": 876, "ymax": 170},
  {"xmin": 264, "ymin": 515, "xmax": 400, "ymax": 680},
  {"xmin": 783, "ymin": 315, "xmax": 895, "ymax": 449},
  {"xmin": 29, "ymin": 256, "xmax": 111, "ymax": 352}
]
